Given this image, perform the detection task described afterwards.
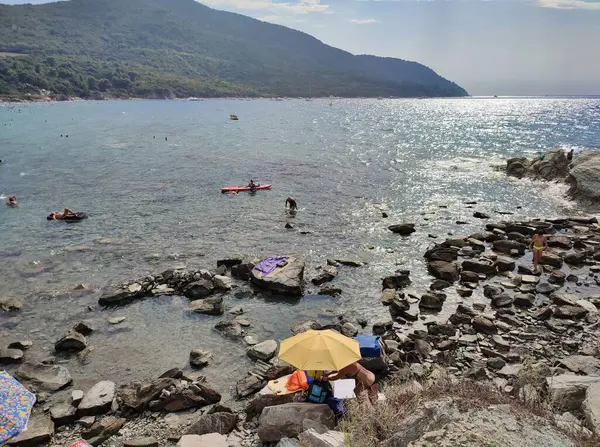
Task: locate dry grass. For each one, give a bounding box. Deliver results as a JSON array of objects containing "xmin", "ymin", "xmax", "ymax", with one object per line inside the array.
[
  {"xmin": 340, "ymin": 371, "xmax": 600, "ymax": 447},
  {"xmin": 340, "ymin": 374, "xmax": 508, "ymax": 447}
]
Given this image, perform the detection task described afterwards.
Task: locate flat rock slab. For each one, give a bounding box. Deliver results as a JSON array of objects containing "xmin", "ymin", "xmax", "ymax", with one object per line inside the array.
[
  {"xmin": 78, "ymin": 380, "xmax": 116, "ymax": 416},
  {"xmin": 16, "ymin": 362, "xmax": 72, "ymax": 392},
  {"xmin": 258, "ymin": 403, "xmax": 335, "ymax": 442},
  {"xmin": 178, "ymin": 434, "xmax": 228, "ymax": 447},
  {"xmin": 247, "ymin": 340, "xmax": 278, "ymax": 362},
  {"xmin": 251, "ymin": 257, "xmax": 305, "ymax": 296},
  {"xmin": 6, "ymin": 415, "xmax": 54, "ymax": 446},
  {"xmin": 547, "ymin": 374, "xmax": 600, "ymax": 411},
  {"xmin": 559, "ymin": 355, "xmax": 600, "ymax": 375},
  {"xmin": 185, "ymin": 412, "xmax": 238, "ymax": 436},
  {"xmin": 298, "ymin": 429, "xmax": 346, "ymax": 447},
  {"xmin": 123, "ymin": 437, "xmax": 159, "ymax": 447}
]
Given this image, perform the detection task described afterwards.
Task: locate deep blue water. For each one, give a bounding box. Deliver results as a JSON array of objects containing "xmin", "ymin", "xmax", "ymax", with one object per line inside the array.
[{"xmin": 0, "ymin": 97, "xmax": 599, "ymax": 394}]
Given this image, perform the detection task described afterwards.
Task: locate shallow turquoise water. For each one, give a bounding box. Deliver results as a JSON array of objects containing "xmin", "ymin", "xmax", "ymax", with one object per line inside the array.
[{"xmin": 0, "ymin": 98, "xmax": 599, "ymax": 394}]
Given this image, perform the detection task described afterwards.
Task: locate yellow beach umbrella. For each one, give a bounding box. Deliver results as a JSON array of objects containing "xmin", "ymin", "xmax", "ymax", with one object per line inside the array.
[{"xmin": 278, "ymin": 329, "xmax": 361, "ymax": 371}]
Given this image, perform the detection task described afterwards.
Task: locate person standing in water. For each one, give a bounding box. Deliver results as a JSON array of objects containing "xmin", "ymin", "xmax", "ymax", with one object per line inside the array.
[
  {"xmin": 530, "ymin": 229, "xmax": 547, "ymax": 274},
  {"xmin": 285, "ymin": 197, "xmax": 298, "ymax": 211}
]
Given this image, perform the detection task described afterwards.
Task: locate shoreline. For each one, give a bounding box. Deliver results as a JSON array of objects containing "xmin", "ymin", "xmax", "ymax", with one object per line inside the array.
[{"xmin": 3, "ymin": 209, "xmax": 600, "ymax": 446}]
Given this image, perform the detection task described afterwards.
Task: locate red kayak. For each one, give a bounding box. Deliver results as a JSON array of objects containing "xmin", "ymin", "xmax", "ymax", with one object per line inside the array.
[{"xmin": 221, "ymin": 184, "xmax": 272, "ymax": 193}]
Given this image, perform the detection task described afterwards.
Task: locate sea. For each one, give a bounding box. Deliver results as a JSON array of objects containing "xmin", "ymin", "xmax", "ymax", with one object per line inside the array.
[{"xmin": 1, "ymin": 97, "xmax": 599, "ymax": 398}]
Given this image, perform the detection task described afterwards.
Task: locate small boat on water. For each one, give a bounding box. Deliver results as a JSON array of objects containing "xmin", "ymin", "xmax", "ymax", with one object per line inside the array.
[
  {"xmin": 221, "ymin": 184, "xmax": 272, "ymax": 193},
  {"xmin": 229, "ymin": 114, "xmax": 239, "ymax": 120}
]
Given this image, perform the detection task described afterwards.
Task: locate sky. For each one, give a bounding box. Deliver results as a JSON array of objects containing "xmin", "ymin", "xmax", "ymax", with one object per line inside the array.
[{"xmin": 3, "ymin": 0, "xmax": 600, "ymax": 95}]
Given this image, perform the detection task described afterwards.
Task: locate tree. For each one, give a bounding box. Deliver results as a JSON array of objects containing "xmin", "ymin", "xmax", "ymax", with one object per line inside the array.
[
  {"xmin": 98, "ymin": 78, "xmax": 112, "ymax": 92},
  {"xmin": 87, "ymin": 76, "xmax": 98, "ymax": 90}
]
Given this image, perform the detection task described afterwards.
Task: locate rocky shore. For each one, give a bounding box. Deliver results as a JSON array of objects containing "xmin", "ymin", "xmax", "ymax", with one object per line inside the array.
[
  {"xmin": 506, "ymin": 148, "xmax": 600, "ymax": 208},
  {"xmin": 2, "ymin": 175, "xmax": 600, "ymax": 445}
]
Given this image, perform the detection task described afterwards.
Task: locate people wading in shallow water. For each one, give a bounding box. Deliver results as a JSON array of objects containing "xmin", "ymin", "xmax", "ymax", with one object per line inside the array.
[
  {"xmin": 530, "ymin": 229, "xmax": 547, "ymax": 274},
  {"xmin": 285, "ymin": 197, "xmax": 298, "ymax": 211}
]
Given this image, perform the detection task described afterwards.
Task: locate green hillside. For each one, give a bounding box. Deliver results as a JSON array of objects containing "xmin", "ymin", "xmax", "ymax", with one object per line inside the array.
[{"xmin": 0, "ymin": 0, "xmax": 468, "ymax": 99}]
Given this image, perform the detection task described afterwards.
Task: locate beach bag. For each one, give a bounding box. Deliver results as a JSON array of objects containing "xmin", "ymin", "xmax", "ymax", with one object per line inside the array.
[{"xmin": 307, "ymin": 380, "xmax": 331, "ymax": 403}]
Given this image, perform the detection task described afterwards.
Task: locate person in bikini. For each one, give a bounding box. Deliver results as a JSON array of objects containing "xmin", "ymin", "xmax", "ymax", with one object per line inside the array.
[
  {"xmin": 530, "ymin": 229, "xmax": 547, "ymax": 274},
  {"xmin": 324, "ymin": 362, "xmax": 377, "ymax": 404}
]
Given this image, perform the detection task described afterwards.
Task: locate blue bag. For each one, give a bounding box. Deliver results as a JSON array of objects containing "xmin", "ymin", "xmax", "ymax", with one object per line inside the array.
[
  {"xmin": 307, "ymin": 381, "xmax": 330, "ymax": 403},
  {"xmin": 354, "ymin": 336, "xmax": 382, "ymax": 358}
]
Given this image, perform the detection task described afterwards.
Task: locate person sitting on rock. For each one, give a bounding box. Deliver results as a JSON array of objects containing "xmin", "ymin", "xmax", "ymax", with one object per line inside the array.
[
  {"xmin": 285, "ymin": 197, "xmax": 298, "ymax": 211},
  {"xmin": 530, "ymin": 229, "xmax": 547, "ymax": 274},
  {"xmin": 324, "ymin": 362, "xmax": 377, "ymax": 404}
]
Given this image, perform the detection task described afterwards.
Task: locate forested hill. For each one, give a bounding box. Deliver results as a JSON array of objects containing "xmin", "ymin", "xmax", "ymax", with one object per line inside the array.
[{"xmin": 0, "ymin": 0, "xmax": 468, "ymax": 99}]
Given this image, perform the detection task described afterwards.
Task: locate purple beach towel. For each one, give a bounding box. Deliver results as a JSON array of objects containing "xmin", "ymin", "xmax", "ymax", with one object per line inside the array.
[{"xmin": 255, "ymin": 256, "xmax": 289, "ymax": 276}]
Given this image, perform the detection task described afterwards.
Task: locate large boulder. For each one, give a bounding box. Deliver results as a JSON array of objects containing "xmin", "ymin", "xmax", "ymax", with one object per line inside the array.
[
  {"xmin": 258, "ymin": 403, "xmax": 335, "ymax": 442},
  {"xmin": 424, "ymin": 246, "xmax": 458, "ymax": 263},
  {"xmin": 427, "ymin": 261, "xmax": 459, "ymax": 283},
  {"xmin": 185, "ymin": 412, "xmax": 238, "ymax": 436},
  {"xmin": 16, "ymin": 362, "xmax": 72, "ymax": 392},
  {"xmin": 188, "ymin": 296, "xmax": 224, "ymax": 316},
  {"xmin": 78, "ymin": 381, "xmax": 116, "ymax": 416},
  {"xmin": 583, "ymin": 382, "xmax": 600, "ymax": 436},
  {"xmin": 247, "ymin": 340, "xmax": 278, "ymax": 362},
  {"xmin": 507, "ymin": 149, "xmax": 569, "ymax": 181},
  {"xmin": 547, "ymin": 374, "xmax": 600, "ymax": 411},
  {"xmin": 540, "ymin": 253, "xmax": 563, "ymax": 268},
  {"xmin": 6, "ymin": 415, "xmax": 54, "ymax": 446},
  {"xmin": 251, "ymin": 257, "xmax": 304, "ymax": 296},
  {"xmin": 567, "ymin": 151, "xmax": 600, "ymax": 203},
  {"xmin": 245, "ymin": 394, "xmax": 295, "ymax": 421}
]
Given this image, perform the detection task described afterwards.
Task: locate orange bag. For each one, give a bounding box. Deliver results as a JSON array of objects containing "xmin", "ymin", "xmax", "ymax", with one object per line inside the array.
[{"xmin": 286, "ymin": 370, "xmax": 308, "ymax": 392}]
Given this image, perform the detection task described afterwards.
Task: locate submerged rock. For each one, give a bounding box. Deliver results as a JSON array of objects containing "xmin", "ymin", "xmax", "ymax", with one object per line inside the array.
[
  {"xmin": 188, "ymin": 296, "xmax": 224, "ymax": 316},
  {"xmin": 16, "ymin": 362, "xmax": 72, "ymax": 392},
  {"xmin": 184, "ymin": 280, "xmax": 215, "ymax": 300},
  {"xmin": 388, "ymin": 223, "xmax": 416, "ymax": 235},
  {"xmin": 214, "ymin": 320, "xmax": 244, "ymax": 339},
  {"xmin": 0, "ymin": 296, "xmax": 22, "ymax": 311},
  {"xmin": 55, "ymin": 330, "xmax": 87, "ymax": 353},
  {"xmin": 189, "ymin": 349, "xmax": 212, "ymax": 368}
]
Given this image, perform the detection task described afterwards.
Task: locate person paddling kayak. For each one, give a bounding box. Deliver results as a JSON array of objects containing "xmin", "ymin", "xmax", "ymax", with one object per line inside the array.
[
  {"xmin": 247, "ymin": 179, "xmax": 257, "ymax": 191},
  {"xmin": 285, "ymin": 197, "xmax": 298, "ymax": 211}
]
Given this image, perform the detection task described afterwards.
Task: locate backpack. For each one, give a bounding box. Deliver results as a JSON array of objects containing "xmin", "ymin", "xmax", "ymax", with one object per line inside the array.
[{"xmin": 306, "ymin": 380, "xmax": 331, "ymax": 403}]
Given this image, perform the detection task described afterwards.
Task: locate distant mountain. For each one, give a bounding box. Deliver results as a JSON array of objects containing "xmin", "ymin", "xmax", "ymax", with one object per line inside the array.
[{"xmin": 0, "ymin": 0, "xmax": 468, "ymax": 99}]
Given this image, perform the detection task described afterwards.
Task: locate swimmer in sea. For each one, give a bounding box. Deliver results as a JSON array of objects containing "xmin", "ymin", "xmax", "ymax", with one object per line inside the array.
[
  {"xmin": 6, "ymin": 196, "xmax": 17, "ymax": 207},
  {"xmin": 285, "ymin": 197, "xmax": 298, "ymax": 211},
  {"xmin": 530, "ymin": 229, "xmax": 547, "ymax": 274}
]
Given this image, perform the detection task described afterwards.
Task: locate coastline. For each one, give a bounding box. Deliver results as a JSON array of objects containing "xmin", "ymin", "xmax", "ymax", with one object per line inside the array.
[{"xmin": 3, "ymin": 207, "xmax": 600, "ymax": 446}]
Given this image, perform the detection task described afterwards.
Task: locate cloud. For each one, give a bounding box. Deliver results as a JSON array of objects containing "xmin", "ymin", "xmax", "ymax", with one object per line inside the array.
[
  {"xmin": 350, "ymin": 18, "xmax": 381, "ymax": 24},
  {"xmin": 537, "ymin": 0, "xmax": 600, "ymax": 9},
  {"xmin": 200, "ymin": 0, "xmax": 330, "ymax": 14},
  {"xmin": 357, "ymin": 0, "xmax": 600, "ymax": 10}
]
